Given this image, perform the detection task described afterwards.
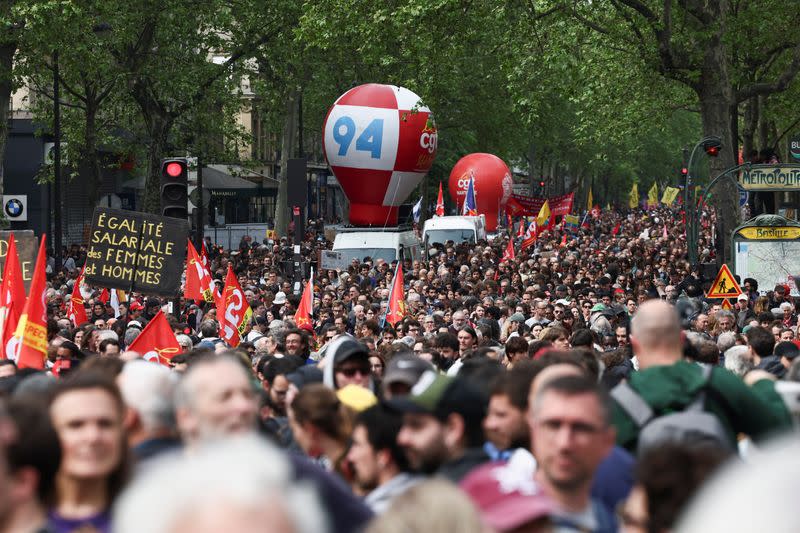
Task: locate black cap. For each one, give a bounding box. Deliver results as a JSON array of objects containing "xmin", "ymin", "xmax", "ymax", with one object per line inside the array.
[
  {"xmin": 775, "ymin": 341, "xmax": 800, "ymax": 360},
  {"xmin": 328, "ymin": 336, "xmax": 369, "ymax": 366}
]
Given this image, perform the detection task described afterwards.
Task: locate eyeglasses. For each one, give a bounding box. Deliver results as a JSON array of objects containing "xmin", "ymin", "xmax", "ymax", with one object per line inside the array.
[{"xmin": 336, "ymin": 367, "xmax": 370, "ymax": 377}]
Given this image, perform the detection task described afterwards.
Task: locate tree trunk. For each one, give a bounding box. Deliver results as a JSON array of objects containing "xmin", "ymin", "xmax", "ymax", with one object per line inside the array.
[
  {"xmin": 143, "ymin": 121, "xmax": 171, "ymax": 214},
  {"xmin": 757, "ymin": 95, "xmax": 769, "ymax": 152},
  {"xmin": 742, "ymin": 97, "xmax": 757, "ymax": 159},
  {"xmin": 0, "ymin": 38, "xmax": 16, "ymax": 200},
  {"xmin": 274, "ymin": 89, "xmax": 298, "ymax": 237},
  {"xmin": 698, "ymin": 36, "xmax": 738, "ymax": 266}
]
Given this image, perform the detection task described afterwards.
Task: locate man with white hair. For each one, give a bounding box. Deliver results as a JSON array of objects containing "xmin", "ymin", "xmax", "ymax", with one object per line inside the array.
[
  {"xmin": 114, "ymin": 436, "xmax": 328, "ymax": 533},
  {"xmin": 117, "ymin": 360, "xmax": 181, "ymax": 463},
  {"xmin": 724, "ymin": 345, "xmax": 755, "ymax": 377}
]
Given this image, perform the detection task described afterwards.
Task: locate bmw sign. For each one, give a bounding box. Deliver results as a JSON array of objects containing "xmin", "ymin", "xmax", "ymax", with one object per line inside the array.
[{"xmin": 2, "ymin": 195, "xmax": 27, "ymax": 221}]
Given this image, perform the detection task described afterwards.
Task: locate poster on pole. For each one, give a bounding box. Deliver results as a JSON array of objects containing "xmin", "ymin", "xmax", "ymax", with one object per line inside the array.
[
  {"xmin": 84, "ymin": 208, "xmax": 189, "ymax": 296},
  {"xmin": 0, "ymin": 230, "xmax": 37, "ymax": 290}
]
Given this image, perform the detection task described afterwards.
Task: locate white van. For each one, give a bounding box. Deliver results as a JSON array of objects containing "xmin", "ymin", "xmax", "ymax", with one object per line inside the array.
[
  {"xmin": 332, "ymin": 227, "xmax": 422, "ymax": 264},
  {"xmin": 422, "ymin": 215, "xmax": 487, "ymax": 246}
]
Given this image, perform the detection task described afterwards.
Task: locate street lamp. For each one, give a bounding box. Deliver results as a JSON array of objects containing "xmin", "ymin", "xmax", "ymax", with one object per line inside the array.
[{"xmin": 684, "ymin": 135, "xmax": 722, "ymax": 266}]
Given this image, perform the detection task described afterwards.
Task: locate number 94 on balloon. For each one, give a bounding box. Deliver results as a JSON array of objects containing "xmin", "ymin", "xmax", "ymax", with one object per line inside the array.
[{"xmin": 324, "ymin": 107, "xmax": 399, "ymax": 171}]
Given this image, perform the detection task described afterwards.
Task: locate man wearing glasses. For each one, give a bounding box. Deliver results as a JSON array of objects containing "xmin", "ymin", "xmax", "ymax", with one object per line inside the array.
[{"xmin": 322, "ymin": 337, "xmax": 375, "ymax": 391}]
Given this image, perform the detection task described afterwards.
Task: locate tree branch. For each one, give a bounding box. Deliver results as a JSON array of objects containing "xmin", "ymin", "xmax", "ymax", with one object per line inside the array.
[{"xmin": 737, "ymin": 41, "xmax": 800, "ymax": 101}]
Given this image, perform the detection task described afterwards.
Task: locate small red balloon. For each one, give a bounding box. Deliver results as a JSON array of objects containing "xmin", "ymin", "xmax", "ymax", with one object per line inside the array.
[{"xmin": 448, "ymin": 153, "xmax": 513, "ymax": 232}]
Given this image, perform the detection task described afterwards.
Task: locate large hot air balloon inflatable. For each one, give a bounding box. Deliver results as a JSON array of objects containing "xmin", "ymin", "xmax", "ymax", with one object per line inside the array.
[
  {"xmin": 448, "ymin": 153, "xmax": 513, "ymax": 232},
  {"xmin": 323, "ymin": 84, "xmax": 437, "ymax": 227}
]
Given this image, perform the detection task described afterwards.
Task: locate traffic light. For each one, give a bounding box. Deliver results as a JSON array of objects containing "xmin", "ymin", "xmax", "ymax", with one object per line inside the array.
[
  {"xmin": 681, "ymin": 167, "xmax": 688, "ymax": 177},
  {"xmin": 160, "ymin": 158, "xmax": 188, "ymax": 219},
  {"xmin": 701, "ymin": 137, "xmax": 722, "ymax": 157}
]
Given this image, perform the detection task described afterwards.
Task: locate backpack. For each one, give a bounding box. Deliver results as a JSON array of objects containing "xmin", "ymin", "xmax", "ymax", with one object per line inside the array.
[{"xmin": 611, "ymin": 365, "xmax": 734, "ymax": 454}]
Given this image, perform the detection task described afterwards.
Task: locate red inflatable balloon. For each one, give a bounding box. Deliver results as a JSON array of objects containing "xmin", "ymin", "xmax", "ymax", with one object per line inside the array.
[
  {"xmin": 323, "ymin": 84, "xmax": 437, "ymax": 227},
  {"xmin": 448, "ymin": 153, "xmax": 513, "ymax": 232}
]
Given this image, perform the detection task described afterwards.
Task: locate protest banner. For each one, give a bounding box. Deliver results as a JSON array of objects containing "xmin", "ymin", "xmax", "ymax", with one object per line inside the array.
[
  {"xmin": 84, "ymin": 208, "xmax": 189, "ymax": 296},
  {"xmin": 507, "ymin": 192, "xmax": 574, "ymax": 217},
  {"xmin": 0, "ymin": 231, "xmax": 37, "ymax": 290}
]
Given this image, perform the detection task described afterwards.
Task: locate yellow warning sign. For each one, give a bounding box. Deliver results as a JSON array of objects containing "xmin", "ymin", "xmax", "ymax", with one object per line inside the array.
[
  {"xmin": 706, "ymin": 264, "xmax": 742, "ymax": 299},
  {"xmin": 720, "ymin": 299, "xmax": 733, "ymax": 311}
]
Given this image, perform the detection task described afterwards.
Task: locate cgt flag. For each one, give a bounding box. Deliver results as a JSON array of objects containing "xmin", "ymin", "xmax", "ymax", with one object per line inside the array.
[
  {"xmin": 502, "ymin": 239, "xmax": 515, "ymax": 262},
  {"xmin": 435, "ymin": 182, "xmax": 445, "ymax": 216},
  {"xmin": 13, "ymin": 235, "xmax": 48, "ymax": 369},
  {"xmin": 294, "ymin": 267, "xmax": 314, "ymax": 333},
  {"xmin": 521, "ymin": 220, "xmax": 538, "ymax": 250},
  {"xmin": 219, "ymin": 265, "xmax": 253, "ymax": 348},
  {"xmin": 67, "ymin": 265, "xmax": 89, "ymax": 327},
  {"xmin": 385, "ymin": 263, "xmax": 407, "ymax": 326},
  {"xmin": 0, "ymin": 234, "xmax": 26, "ymax": 360},
  {"xmin": 127, "ymin": 310, "xmax": 181, "ymax": 366},
  {"xmin": 185, "ymin": 240, "xmax": 215, "ymax": 304}
]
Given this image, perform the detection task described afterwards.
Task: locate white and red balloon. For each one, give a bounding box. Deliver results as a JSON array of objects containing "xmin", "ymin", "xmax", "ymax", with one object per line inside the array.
[
  {"xmin": 323, "ymin": 83, "xmax": 437, "ymax": 227},
  {"xmin": 448, "ymin": 153, "xmax": 513, "ymax": 232}
]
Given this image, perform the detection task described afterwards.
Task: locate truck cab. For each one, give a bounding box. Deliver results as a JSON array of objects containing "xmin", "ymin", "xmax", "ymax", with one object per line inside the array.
[
  {"xmin": 422, "ymin": 215, "xmax": 487, "ymax": 247},
  {"xmin": 332, "ymin": 226, "xmax": 421, "ymax": 265}
]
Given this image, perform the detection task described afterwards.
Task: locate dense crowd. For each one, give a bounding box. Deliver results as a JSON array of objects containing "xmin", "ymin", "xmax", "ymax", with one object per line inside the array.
[{"xmin": 1, "ymin": 205, "xmax": 799, "ymax": 533}]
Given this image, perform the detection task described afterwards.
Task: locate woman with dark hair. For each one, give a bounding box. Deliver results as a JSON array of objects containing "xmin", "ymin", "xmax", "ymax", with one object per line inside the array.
[
  {"xmin": 288, "ymin": 383, "xmax": 354, "ymax": 483},
  {"xmin": 47, "ymin": 370, "xmax": 129, "ymax": 533}
]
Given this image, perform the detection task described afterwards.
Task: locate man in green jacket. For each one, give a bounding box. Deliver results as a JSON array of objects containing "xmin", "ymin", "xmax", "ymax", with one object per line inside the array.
[{"xmin": 612, "ymin": 300, "xmax": 792, "ymax": 452}]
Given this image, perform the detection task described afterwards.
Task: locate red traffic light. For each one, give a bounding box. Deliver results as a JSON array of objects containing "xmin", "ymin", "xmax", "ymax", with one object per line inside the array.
[
  {"xmin": 681, "ymin": 167, "xmax": 688, "ymax": 176},
  {"xmin": 705, "ymin": 146, "xmax": 719, "ymax": 157},
  {"xmin": 538, "ymin": 181, "xmax": 545, "ymax": 187},
  {"xmin": 165, "ymin": 162, "xmax": 184, "ymax": 177}
]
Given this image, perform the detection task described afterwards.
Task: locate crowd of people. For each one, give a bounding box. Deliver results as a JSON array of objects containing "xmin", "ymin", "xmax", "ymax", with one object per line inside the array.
[{"xmin": 2, "ymin": 205, "xmax": 800, "ymax": 533}]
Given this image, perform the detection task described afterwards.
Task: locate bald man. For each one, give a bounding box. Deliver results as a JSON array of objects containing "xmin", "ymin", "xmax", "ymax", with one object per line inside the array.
[{"xmin": 611, "ymin": 300, "xmax": 791, "ymax": 452}]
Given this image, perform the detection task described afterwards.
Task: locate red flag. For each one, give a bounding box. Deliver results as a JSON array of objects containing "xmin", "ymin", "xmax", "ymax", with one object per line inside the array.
[
  {"xmin": 13, "ymin": 235, "xmax": 48, "ymax": 369},
  {"xmin": 185, "ymin": 240, "xmax": 215, "ymax": 304},
  {"xmin": 502, "ymin": 239, "xmax": 515, "ymax": 262},
  {"xmin": 560, "ymin": 234, "xmax": 568, "ymax": 247},
  {"xmin": 127, "ymin": 310, "xmax": 181, "ymax": 366},
  {"xmin": 200, "ymin": 240, "xmax": 210, "ymax": 268},
  {"xmin": 385, "ymin": 263, "xmax": 407, "ymax": 326},
  {"xmin": 99, "ymin": 288, "xmax": 110, "ymax": 305},
  {"xmin": 67, "ymin": 266, "xmax": 89, "ymax": 327},
  {"xmin": 611, "ymin": 222, "xmax": 621, "ymax": 236},
  {"xmin": 294, "ymin": 267, "xmax": 314, "ymax": 332},
  {"xmin": 505, "ymin": 197, "xmax": 525, "ymax": 217},
  {"xmin": 0, "ymin": 235, "xmax": 26, "ymax": 360},
  {"xmin": 219, "ymin": 265, "xmax": 253, "ymax": 347},
  {"xmin": 663, "ymin": 224, "xmax": 668, "ymax": 239},
  {"xmin": 517, "ymin": 218, "xmax": 525, "ymax": 238},
  {"xmin": 435, "ymin": 182, "xmax": 445, "ymax": 216},
  {"xmin": 521, "ymin": 220, "xmax": 538, "ymax": 250}
]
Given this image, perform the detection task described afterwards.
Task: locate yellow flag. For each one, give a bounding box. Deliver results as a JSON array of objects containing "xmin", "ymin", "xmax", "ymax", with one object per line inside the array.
[
  {"xmin": 587, "ymin": 188, "xmax": 593, "ymax": 211},
  {"xmin": 537, "ymin": 200, "xmax": 551, "ymax": 227},
  {"xmin": 661, "ymin": 186, "xmax": 680, "ymax": 206},
  {"xmin": 629, "ymin": 183, "xmax": 639, "ymax": 209},
  {"xmin": 647, "ymin": 182, "xmax": 658, "ymax": 206}
]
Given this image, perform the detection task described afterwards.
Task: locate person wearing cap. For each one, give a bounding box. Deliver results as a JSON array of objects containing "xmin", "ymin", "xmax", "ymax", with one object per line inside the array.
[
  {"xmin": 381, "ymin": 354, "xmax": 434, "ymax": 399},
  {"xmin": 391, "ymin": 371, "xmax": 489, "ymax": 483},
  {"xmin": 461, "ymin": 454, "xmax": 555, "ymax": 532},
  {"xmin": 775, "ymin": 341, "xmax": 800, "ymax": 374},
  {"xmin": 503, "ymin": 313, "xmax": 526, "ymax": 341},
  {"xmin": 347, "ymin": 404, "xmax": 418, "ymax": 514},
  {"xmin": 735, "ymin": 293, "xmax": 755, "ymax": 330},
  {"xmin": 322, "ymin": 336, "xmax": 375, "ymax": 392}
]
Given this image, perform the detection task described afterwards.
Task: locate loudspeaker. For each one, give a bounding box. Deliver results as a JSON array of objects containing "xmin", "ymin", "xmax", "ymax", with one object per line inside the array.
[{"xmin": 287, "ymin": 158, "xmax": 307, "ymax": 207}]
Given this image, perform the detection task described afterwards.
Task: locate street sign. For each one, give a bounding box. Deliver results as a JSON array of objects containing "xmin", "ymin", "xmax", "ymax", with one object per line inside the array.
[
  {"xmin": 706, "ymin": 264, "xmax": 742, "ymax": 299},
  {"xmin": 790, "ymin": 134, "xmax": 800, "ymax": 162},
  {"xmin": 84, "ymin": 208, "xmax": 189, "ymax": 296},
  {"xmin": 720, "ymin": 299, "xmax": 733, "ymax": 310},
  {"xmin": 738, "ymin": 164, "xmax": 800, "ymax": 190},
  {"xmin": 738, "ymin": 186, "xmax": 748, "ymax": 207}
]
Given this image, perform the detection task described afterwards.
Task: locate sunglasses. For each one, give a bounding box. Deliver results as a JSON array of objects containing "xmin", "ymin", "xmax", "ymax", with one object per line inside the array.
[{"xmin": 336, "ymin": 367, "xmax": 370, "ymax": 377}]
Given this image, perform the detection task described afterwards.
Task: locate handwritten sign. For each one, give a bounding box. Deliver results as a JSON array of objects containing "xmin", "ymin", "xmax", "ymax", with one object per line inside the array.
[
  {"xmin": 0, "ymin": 231, "xmax": 37, "ymax": 290},
  {"xmin": 84, "ymin": 208, "xmax": 189, "ymax": 296}
]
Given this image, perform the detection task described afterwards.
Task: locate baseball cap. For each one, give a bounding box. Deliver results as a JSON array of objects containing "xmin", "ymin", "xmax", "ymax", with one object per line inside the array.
[
  {"xmin": 382, "ymin": 355, "xmax": 434, "ymax": 389},
  {"xmin": 590, "ymin": 303, "xmax": 606, "ymax": 313},
  {"xmin": 737, "ymin": 294, "xmax": 749, "ymax": 301},
  {"xmin": 129, "ymin": 301, "xmax": 144, "ymax": 311},
  {"xmin": 508, "ymin": 313, "xmax": 526, "ymax": 324},
  {"xmin": 461, "ymin": 455, "xmax": 555, "ymax": 531},
  {"xmin": 387, "ymin": 371, "xmax": 486, "ymax": 423},
  {"xmin": 328, "ymin": 336, "xmax": 369, "ymax": 366},
  {"xmin": 126, "ymin": 320, "xmax": 143, "ymax": 330}
]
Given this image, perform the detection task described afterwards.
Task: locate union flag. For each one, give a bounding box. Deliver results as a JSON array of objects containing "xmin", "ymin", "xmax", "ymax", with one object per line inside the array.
[
  {"xmin": 14, "ymin": 235, "xmax": 48, "ymax": 369},
  {"xmin": 385, "ymin": 263, "xmax": 407, "ymax": 326},
  {"xmin": 0, "ymin": 234, "xmax": 26, "ymax": 360},
  {"xmin": 294, "ymin": 267, "xmax": 314, "ymax": 331},
  {"xmin": 127, "ymin": 310, "xmax": 181, "ymax": 366},
  {"xmin": 67, "ymin": 265, "xmax": 88, "ymax": 327},
  {"xmin": 218, "ymin": 265, "xmax": 252, "ymax": 348}
]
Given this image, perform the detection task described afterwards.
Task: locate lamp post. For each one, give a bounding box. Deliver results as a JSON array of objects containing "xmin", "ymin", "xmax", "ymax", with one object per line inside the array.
[
  {"xmin": 53, "ymin": 51, "xmax": 62, "ymax": 273},
  {"xmin": 684, "ymin": 135, "xmax": 722, "ymax": 266}
]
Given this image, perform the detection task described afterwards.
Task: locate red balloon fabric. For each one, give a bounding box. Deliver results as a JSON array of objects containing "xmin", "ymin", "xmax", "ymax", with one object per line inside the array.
[
  {"xmin": 448, "ymin": 153, "xmax": 513, "ymax": 232},
  {"xmin": 323, "ymin": 84, "xmax": 437, "ymax": 227}
]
